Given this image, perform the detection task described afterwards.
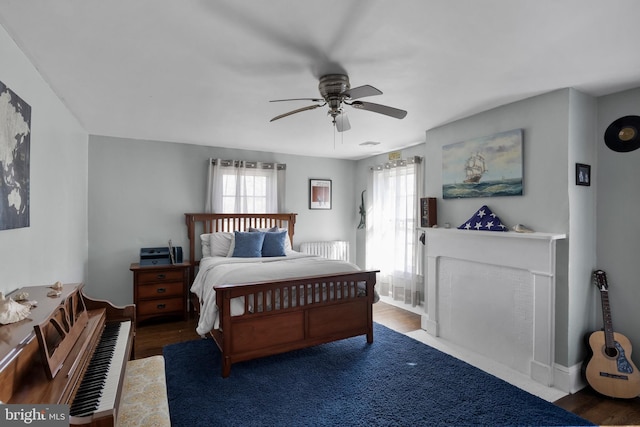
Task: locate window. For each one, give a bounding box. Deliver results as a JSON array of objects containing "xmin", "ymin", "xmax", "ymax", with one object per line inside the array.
[
  {"xmin": 221, "ymin": 169, "xmax": 269, "ymax": 212},
  {"xmin": 206, "ymin": 159, "xmax": 285, "ymax": 213},
  {"xmin": 367, "ymin": 157, "xmax": 423, "ymax": 307}
]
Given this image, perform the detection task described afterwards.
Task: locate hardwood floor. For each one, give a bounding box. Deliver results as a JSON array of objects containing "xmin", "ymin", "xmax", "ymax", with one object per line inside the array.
[
  {"xmin": 135, "ymin": 302, "xmax": 640, "ymax": 426},
  {"xmin": 555, "ymin": 387, "xmax": 640, "ymax": 426}
]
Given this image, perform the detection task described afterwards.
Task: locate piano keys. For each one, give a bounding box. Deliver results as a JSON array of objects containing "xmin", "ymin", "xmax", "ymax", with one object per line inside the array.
[
  {"xmin": 0, "ymin": 283, "xmax": 135, "ymax": 427},
  {"xmin": 70, "ymin": 321, "xmax": 132, "ymax": 424}
]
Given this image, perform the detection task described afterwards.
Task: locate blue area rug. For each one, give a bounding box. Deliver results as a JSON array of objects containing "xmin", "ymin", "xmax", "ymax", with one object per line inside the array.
[{"xmin": 163, "ymin": 323, "xmax": 593, "ymax": 426}]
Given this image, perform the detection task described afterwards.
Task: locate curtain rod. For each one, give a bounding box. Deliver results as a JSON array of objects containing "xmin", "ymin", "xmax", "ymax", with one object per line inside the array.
[
  {"xmin": 211, "ymin": 159, "xmax": 286, "ymax": 170},
  {"xmin": 370, "ymin": 156, "xmax": 422, "ymax": 171}
]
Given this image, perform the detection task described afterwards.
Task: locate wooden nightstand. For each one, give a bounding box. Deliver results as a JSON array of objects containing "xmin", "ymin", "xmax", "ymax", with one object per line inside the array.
[{"xmin": 130, "ymin": 262, "xmax": 190, "ymax": 324}]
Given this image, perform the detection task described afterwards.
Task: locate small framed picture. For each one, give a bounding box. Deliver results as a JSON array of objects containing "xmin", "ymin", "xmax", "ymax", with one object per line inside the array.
[
  {"xmin": 576, "ymin": 163, "xmax": 591, "ymax": 186},
  {"xmin": 309, "ymin": 179, "xmax": 332, "ymax": 209}
]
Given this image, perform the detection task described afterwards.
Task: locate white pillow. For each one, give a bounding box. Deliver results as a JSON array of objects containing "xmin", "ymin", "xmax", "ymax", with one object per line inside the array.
[
  {"xmin": 200, "ymin": 233, "xmax": 212, "ymax": 258},
  {"xmin": 227, "ymin": 234, "xmax": 235, "ymax": 257},
  {"xmin": 282, "ymin": 229, "xmax": 293, "ymax": 252},
  {"xmin": 209, "ymin": 232, "xmax": 234, "ymax": 257}
]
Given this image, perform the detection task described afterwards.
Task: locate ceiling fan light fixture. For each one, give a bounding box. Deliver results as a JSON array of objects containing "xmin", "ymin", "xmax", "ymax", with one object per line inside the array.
[{"xmin": 269, "ymin": 73, "xmax": 407, "ymax": 129}]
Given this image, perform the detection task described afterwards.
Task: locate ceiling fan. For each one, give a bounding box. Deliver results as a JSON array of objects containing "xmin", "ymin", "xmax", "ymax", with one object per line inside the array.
[{"xmin": 269, "ymin": 74, "xmax": 407, "ymax": 132}]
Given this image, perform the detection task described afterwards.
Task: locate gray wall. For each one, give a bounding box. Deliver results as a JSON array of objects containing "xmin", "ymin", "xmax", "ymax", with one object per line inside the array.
[
  {"xmin": 424, "ymin": 89, "xmax": 572, "ymax": 233},
  {"xmin": 354, "ymin": 89, "xmax": 601, "ymax": 369},
  {"xmin": 596, "ymin": 87, "xmax": 640, "ymax": 367},
  {"xmin": 566, "ymin": 89, "xmax": 598, "ymax": 366},
  {"xmin": 422, "ymin": 88, "xmax": 601, "ymax": 369},
  {"xmin": 87, "ymin": 136, "xmax": 358, "ymax": 306},
  {"xmin": 0, "ymin": 24, "xmax": 88, "ymax": 296},
  {"xmin": 426, "ymin": 89, "xmax": 572, "ymax": 368}
]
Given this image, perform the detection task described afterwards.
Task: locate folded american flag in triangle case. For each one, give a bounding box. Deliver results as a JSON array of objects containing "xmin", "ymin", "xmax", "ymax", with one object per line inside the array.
[{"xmin": 458, "ymin": 205, "xmax": 508, "ymax": 231}]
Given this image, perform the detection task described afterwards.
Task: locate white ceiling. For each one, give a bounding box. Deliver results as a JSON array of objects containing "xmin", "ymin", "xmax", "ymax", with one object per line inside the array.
[{"xmin": 2, "ymin": 0, "xmax": 640, "ymax": 160}]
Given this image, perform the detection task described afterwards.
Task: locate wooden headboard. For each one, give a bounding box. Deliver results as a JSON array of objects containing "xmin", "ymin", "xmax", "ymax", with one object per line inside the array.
[{"xmin": 184, "ymin": 213, "xmax": 297, "ymax": 276}]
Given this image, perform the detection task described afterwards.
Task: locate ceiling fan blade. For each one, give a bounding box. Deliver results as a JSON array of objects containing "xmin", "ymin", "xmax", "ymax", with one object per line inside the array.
[
  {"xmin": 350, "ymin": 101, "xmax": 407, "ymax": 119},
  {"xmin": 343, "ymin": 85, "xmax": 382, "ymax": 100},
  {"xmin": 335, "ymin": 112, "xmax": 351, "ymax": 132},
  {"xmin": 270, "ymin": 104, "xmax": 322, "ymax": 122},
  {"xmin": 270, "ymin": 98, "xmax": 324, "ymax": 103}
]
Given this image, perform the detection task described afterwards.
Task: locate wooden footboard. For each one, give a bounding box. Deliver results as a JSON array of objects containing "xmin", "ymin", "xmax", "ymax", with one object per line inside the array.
[{"xmin": 210, "ymin": 270, "xmax": 378, "ymax": 377}]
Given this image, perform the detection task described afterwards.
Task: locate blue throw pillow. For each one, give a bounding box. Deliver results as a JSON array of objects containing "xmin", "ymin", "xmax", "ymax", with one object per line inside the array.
[
  {"xmin": 232, "ymin": 231, "xmax": 265, "ymax": 257},
  {"xmin": 261, "ymin": 230, "xmax": 287, "ymax": 257}
]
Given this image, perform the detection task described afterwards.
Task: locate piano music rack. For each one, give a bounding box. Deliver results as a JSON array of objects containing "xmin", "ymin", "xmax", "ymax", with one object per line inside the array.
[{"xmin": 33, "ymin": 287, "xmax": 90, "ymax": 380}]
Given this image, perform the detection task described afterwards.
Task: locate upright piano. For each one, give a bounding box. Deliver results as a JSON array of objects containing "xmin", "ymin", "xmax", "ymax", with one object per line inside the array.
[{"xmin": 0, "ymin": 283, "xmax": 135, "ymax": 426}]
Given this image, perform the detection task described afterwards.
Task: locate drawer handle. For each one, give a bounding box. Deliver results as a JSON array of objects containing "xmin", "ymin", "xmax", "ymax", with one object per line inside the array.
[
  {"xmin": 156, "ymin": 273, "xmax": 166, "ymax": 280},
  {"xmin": 157, "ymin": 304, "xmax": 166, "ymax": 309},
  {"xmin": 157, "ymin": 288, "xmax": 166, "ymax": 293}
]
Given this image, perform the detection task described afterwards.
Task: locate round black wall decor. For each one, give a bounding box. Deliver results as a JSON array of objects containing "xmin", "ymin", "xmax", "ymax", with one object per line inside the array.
[{"xmin": 604, "ymin": 115, "xmax": 640, "ymax": 152}]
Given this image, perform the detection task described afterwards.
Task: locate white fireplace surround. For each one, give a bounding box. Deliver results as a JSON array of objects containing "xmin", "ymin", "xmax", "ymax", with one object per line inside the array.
[{"xmin": 421, "ymin": 228, "xmax": 566, "ymax": 387}]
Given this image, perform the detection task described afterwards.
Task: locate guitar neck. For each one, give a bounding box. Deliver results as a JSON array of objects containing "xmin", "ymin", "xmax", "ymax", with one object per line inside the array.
[{"xmin": 599, "ymin": 288, "xmax": 616, "ymax": 349}]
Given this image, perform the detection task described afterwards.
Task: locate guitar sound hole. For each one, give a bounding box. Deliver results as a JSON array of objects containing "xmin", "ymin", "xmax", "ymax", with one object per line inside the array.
[{"xmin": 605, "ymin": 346, "xmax": 618, "ymax": 358}]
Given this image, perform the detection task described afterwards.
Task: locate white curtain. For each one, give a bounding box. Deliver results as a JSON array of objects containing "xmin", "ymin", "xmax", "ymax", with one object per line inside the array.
[
  {"xmin": 366, "ymin": 157, "xmax": 424, "ymax": 307},
  {"xmin": 205, "ymin": 159, "xmax": 286, "ymax": 213}
]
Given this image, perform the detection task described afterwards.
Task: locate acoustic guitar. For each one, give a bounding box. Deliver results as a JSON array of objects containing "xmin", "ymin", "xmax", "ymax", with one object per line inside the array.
[{"xmin": 583, "ymin": 270, "xmax": 640, "ymax": 398}]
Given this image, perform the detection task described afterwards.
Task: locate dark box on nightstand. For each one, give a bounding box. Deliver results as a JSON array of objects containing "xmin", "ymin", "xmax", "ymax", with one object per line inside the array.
[
  {"xmin": 140, "ymin": 246, "xmax": 183, "ymax": 266},
  {"xmin": 140, "ymin": 247, "xmax": 171, "ymax": 266}
]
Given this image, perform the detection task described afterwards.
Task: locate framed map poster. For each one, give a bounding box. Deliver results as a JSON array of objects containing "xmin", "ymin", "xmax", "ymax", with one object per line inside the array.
[{"xmin": 0, "ymin": 80, "xmax": 31, "ymax": 230}]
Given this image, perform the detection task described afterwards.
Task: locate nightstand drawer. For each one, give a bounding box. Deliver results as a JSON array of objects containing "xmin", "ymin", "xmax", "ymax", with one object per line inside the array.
[
  {"xmin": 137, "ymin": 281, "xmax": 183, "ymax": 299},
  {"xmin": 131, "ymin": 262, "xmax": 190, "ymax": 324},
  {"xmin": 137, "ymin": 269, "xmax": 184, "ymax": 283},
  {"xmin": 138, "ymin": 297, "xmax": 184, "ymax": 316}
]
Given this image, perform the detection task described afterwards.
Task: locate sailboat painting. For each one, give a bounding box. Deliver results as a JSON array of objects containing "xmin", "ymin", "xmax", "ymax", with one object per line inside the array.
[{"xmin": 442, "ymin": 129, "xmax": 523, "ymax": 199}]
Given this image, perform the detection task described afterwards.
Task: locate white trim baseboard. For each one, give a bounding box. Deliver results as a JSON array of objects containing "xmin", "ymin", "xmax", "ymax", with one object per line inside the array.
[{"xmin": 553, "ymin": 362, "xmax": 587, "ymax": 394}]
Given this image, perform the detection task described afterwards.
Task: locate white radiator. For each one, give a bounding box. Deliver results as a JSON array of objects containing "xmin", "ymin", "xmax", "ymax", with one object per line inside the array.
[{"xmin": 299, "ymin": 241, "xmax": 350, "ymax": 262}]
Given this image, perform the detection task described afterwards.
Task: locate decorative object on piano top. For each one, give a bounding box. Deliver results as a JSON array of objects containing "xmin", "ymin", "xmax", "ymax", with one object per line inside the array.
[
  {"xmin": 13, "ymin": 291, "xmax": 30, "ymax": 301},
  {"xmin": 47, "ymin": 280, "xmax": 64, "ymax": 298},
  {"xmin": 0, "ymin": 292, "xmax": 32, "ymax": 325}
]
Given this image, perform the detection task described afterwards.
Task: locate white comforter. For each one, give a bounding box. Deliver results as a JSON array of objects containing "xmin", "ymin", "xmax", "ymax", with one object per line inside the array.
[{"xmin": 191, "ymin": 252, "xmax": 367, "ymax": 336}]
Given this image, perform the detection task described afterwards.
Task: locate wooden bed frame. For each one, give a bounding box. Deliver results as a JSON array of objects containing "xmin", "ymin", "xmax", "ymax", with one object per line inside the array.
[{"xmin": 185, "ymin": 213, "xmax": 378, "ymax": 377}]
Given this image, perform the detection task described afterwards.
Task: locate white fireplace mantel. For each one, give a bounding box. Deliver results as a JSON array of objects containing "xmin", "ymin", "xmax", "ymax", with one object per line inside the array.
[{"xmin": 421, "ymin": 228, "xmax": 566, "ymax": 386}]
